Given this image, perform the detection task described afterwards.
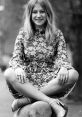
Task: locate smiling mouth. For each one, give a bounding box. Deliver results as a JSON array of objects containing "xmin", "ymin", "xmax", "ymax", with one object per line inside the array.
[
  {"xmin": 36, "ymin": 19, "xmax": 42, "ymax": 21},
  {"xmin": 35, "ymin": 19, "xmax": 44, "ymax": 22},
  {"xmin": 35, "ymin": 18, "xmax": 43, "ymax": 20}
]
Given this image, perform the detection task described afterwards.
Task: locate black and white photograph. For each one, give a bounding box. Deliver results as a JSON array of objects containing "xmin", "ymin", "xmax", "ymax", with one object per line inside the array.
[{"xmin": 0, "ymin": 0, "xmax": 82, "ymax": 117}]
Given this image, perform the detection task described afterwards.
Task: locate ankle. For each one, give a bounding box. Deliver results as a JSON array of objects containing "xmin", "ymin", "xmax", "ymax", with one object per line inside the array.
[{"xmin": 46, "ymin": 98, "xmax": 54, "ymax": 105}]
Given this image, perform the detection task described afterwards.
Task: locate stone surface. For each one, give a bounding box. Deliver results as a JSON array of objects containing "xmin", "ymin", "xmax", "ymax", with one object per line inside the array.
[{"xmin": 14, "ymin": 101, "xmax": 52, "ymax": 117}]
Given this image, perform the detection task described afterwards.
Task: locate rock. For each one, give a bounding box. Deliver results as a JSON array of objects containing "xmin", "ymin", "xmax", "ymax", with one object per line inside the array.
[{"xmin": 13, "ymin": 101, "xmax": 52, "ymax": 117}]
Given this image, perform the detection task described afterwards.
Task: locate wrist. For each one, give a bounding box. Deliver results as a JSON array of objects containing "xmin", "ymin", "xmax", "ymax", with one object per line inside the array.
[{"xmin": 61, "ymin": 66, "xmax": 67, "ymax": 70}]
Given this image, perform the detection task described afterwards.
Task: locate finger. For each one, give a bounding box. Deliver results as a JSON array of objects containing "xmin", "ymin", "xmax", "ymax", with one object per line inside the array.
[
  {"xmin": 60, "ymin": 74, "xmax": 67, "ymax": 85},
  {"xmin": 17, "ymin": 75, "xmax": 22, "ymax": 83},
  {"xmin": 17, "ymin": 73, "xmax": 24, "ymax": 84},
  {"xmin": 59, "ymin": 74, "xmax": 64, "ymax": 85},
  {"xmin": 61, "ymin": 75, "xmax": 66, "ymax": 85},
  {"xmin": 65, "ymin": 74, "xmax": 69, "ymax": 83},
  {"xmin": 21, "ymin": 71, "xmax": 26, "ymax": 83},
  {"xmin": 58, "ymin": 74, "xmax": 62, "ymax": 84},
  {"xmin": 20, "ymin": 75, "xmax": 26, "ymax": 84},
  {"xmin": 63, "ymin": 73, "xmax": 68, "ymax": 83},
  {"xmin": 22, "ymin": 75, "xmax": 26, "ymax": 83}
]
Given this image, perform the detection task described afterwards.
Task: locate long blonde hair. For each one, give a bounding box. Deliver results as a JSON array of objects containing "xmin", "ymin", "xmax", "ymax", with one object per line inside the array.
[{"xmin": 22, "ymin": 0, "xmax": 57, "ymax": 42}]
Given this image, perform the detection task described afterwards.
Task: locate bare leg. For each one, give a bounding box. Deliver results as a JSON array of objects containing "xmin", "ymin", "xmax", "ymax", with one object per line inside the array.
[
  {"xmin": 40, "ymin": 69, "xmax": 79, "ymax": 96},
  {"xmin": 4, "ymin": 68, "xmax": 69, "ymax": 117},
  {"xmin": 4, "ymin": 68, "xmax": 51, "ymax": 103},
  {"xmin": 12, "ymin": 68, "xmax": 79, "ymax": 112}
]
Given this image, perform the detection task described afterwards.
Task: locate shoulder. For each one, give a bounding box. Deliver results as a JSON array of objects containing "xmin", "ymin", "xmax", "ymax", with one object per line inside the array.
[
  {"xmin": 52, "ymin": 29, "xmax": 64, "ymax": 44},
  {"xmin": 55, "ymin": 29, "xmax": 65, "ymax": 42},
  {"xmin": 17, "ymin": 28, "xmax": 26, "ymax": 38},
  {"xmin": 15, "ymin": 28, "xmax": 27, "ymax": 43},
  {"xmin": 55, "ymin": 29, "xmax": 64, "ymax": 37}
]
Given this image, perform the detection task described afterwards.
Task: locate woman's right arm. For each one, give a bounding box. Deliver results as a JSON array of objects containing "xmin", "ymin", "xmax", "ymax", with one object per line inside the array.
[
  {"xmin": 9, "ymin": 30, "xmax": 25, "ymax": 70},
  {"xmin": 9, "ymin": 30, "xmax": 27, "ymax": 83}
]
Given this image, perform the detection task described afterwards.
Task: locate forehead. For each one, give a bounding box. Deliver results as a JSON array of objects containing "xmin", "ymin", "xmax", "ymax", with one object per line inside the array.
[{"xmin": 33, "ymin": 3, "xmax": 44, "ymax": 11}]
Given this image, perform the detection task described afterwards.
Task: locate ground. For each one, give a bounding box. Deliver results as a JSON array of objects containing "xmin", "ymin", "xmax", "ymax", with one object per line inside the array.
[{"xmin": 0, "ymin": 72, "xmax": 82, "ymax": 117}]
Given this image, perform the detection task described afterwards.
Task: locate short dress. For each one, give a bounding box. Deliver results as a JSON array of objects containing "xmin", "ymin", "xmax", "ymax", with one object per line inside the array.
[{"xmin": 7, "ymin": 29, "xmax": 74, "ymax": 99}]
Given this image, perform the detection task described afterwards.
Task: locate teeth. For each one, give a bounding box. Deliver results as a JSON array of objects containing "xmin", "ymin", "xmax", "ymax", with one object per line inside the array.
[{"xmin": 36, "ymin": 19, "xmax": 42, "ymax": 20}]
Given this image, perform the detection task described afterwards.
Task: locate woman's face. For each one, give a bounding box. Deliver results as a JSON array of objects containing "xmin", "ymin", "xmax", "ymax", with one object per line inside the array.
[{"xmin": 32, "ymin": 4, "xmax": 47, "ymax": 27}]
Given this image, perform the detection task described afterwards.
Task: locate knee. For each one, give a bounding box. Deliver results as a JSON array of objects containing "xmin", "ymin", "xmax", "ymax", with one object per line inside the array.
[
  {"xmin": 69, "ymin": 69, "xmax": 79, "ymax": 84},
  {"xmin": 4, "ymin": 68, "xmax": 16, "ymax": 83}
]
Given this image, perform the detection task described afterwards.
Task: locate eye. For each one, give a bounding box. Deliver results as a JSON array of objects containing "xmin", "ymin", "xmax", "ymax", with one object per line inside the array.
[
  {"xmin": 40, "ymin": 10, "xmax": 45, "ymax": 14},
  {"xmin": 32, "ymin": 10, "xmax": 37, "ymax": 14}
]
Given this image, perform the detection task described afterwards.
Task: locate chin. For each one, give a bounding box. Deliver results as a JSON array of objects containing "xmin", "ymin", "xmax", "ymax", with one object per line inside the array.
[
  {"xmin": 36, "ymin": 23, "xmax": 43, "ymax": 26},
  {"xmin": 35, "ymin": 22, "xmax": 44, "ymax": 26}
]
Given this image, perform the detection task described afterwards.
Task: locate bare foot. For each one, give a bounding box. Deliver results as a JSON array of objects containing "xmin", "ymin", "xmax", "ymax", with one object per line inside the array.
[
  {"xmin": 12, "ymin": 98, "xmax": 31, "ymax": 112},
  {"xmin": 49, "ymin": 99, "xmax": 68, "ymax": 117}
]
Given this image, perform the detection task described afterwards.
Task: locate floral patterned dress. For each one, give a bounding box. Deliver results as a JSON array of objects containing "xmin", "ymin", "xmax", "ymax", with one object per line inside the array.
[{"xmin": 8, "ymin": 29, "xmax": 73, "ymax": 99}]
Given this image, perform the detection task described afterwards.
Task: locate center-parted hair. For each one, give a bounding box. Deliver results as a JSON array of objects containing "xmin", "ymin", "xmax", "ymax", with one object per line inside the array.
[{"xmin": 22, "ymin": 0, "xmax": 57, "ymax": 42}]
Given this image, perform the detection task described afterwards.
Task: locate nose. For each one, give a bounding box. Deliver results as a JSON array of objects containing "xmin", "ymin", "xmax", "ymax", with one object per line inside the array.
[{"xmin": 37, "ymin": 12, "xmax": 41, "ymax": 17}]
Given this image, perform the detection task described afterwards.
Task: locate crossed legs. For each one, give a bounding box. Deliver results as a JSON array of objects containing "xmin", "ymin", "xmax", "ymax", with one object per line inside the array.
[{"xmin": 4, "ymin": 68, "xmax": 79, "ymax": 117}]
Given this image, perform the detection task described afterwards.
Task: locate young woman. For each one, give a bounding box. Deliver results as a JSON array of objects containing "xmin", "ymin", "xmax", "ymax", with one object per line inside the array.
[{"xmin": 4, "ymin": 0, "xmax": 79, "ymax": 117}]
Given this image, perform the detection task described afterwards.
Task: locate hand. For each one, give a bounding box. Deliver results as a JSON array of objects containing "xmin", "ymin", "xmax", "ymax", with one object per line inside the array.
[
  {"xmin": 58, "ymin": 67, "xmax": 69, "ymax": 85},
  {"xmin": 15, "ymin": 67, "xmax": 26, "ymax": 83}
]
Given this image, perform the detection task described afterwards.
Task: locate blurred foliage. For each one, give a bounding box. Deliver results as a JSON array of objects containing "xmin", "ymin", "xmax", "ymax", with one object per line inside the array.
[{"xmin": 11, "ymin": 0, "xmax": 27, "ymax": 5}]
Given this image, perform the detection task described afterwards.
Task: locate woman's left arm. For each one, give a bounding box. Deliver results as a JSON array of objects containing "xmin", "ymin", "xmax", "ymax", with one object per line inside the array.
[
  {"xmin": 55, "ymin": 29, "xmax": 73, "ymax": 70},
  {"xmin": 54, "ymin": 30, "xmax": 73, "ymax": 85}
]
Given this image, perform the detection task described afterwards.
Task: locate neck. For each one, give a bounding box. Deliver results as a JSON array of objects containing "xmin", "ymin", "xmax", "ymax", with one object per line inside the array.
[{"xmin": 35, "ymin": 25, "xmax": 44, "ymax": 30}]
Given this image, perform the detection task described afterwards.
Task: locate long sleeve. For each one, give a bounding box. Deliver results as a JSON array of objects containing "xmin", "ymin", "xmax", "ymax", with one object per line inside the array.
[
  {"xmin": 54, "ymin": 30, "xmax": 73, "ymax": 70},
  {"xmin": 9, "ymin": 30, "xmax": 25, "ymax": 70}
]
